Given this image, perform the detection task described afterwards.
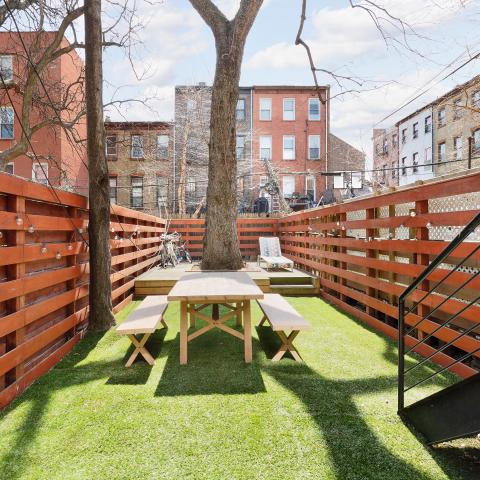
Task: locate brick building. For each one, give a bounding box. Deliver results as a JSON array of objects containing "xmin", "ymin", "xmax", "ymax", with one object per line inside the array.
[
  {"xmin": 105, "ymin": 121, "xmax": 174, "ymax": 216},
  {"xmin": 372, "ymin": 127, "xmax": 399, "ymax": 188},
  {"xmin": 251, "ymin": 86, "xmax": 329, "ymax": 208},
  {"xmin": 433, "ymin": 75, "xmax": 480, "ymax": 177},
  {"xmin": 0, "ymin": 31, "xmax": 88, "ymax": 194}
]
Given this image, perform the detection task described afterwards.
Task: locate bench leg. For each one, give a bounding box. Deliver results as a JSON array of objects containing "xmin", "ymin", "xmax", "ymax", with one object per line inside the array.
[
  {"xmin": 161, "ymin": 317, "xmax": 168, "ymax": 329},
  {"xmin": 243, "ymin": 300, "xmax": 252, "ymax": 363},
  {"xmin": 235, "ymin": 302, "xmax": 243, "ymax": 327},
  {"xmin": 190, "ymin": 304, "xmax": 196, "ymax": 328},
  {"xmin": 258, "ymin": 315, "xmax": 268, "ymax": 327},
  {"xmin": 180, "ymin": 301, "xmax": 188, "ymax": 365},
  {"xmin": 125, "ymin": 333, "xmax": 155, "ymax": 367},
  {"xmin": 272, "ymin": 330, "xmax": 302, "ymax": 362}
]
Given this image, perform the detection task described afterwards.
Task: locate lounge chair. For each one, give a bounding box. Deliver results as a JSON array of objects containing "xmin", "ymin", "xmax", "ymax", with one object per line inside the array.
[{"xmin": 257, "ymin": 236, "xmax": 294, "ymax": 271}]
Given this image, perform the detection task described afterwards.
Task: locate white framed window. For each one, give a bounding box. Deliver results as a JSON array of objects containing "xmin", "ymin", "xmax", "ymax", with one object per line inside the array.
[
  {"xmin": 0, "ymin": 106, "xmax": 14, "ymax": 139},
  {"xmin": 401, "ymin": 157, "xmax": 407, "ymax": 175},
  {"xmin": 282, "ymin": 175, "xmax": 295, "ymax": 197},
  {"xmin": 351, "ymin": 172, "xmax": 362, "ymax": 189},
  {"xmin": 131, "ymin": 135, "xmax": 143, "ymax": 158},
  {"xmin": 438, "ymin": 142, "xmax": 446, "ymax": 163},
  {"xmin": 333, "ymin": 173, "xmax": 344, "ymax": 189},
  {"xmin": 438, "ymin": 108, "xmax": 446, "ymax": 127},
  {"xmin": 308, "ymin": 135, "xmax": 320, "ymax": 160},
  {"xmin": 283, "ymin": 135, "xmax": 295, "ymax": 160},
  {"xmin": 156, "ymin": 134, "xmax": 169, "ymax": 159},
  {"xmin": 259, "ymin": 175, "xmax": 267, "ymax": 187},
  {"xmin": 106, "ymin": 135, "xmax": 117, "ymax": 157},
  {"xmin": 412, "ymin": 122, "xmax": 418, "ymax": 139},
  {"xmin": 473, "ymin": 91, "xmax": 480, "ymax": 108},
  {"xmin": 424, "ymin": 147, "xmax": 432, "ymax": 171},
  {"xmin": 283, "ymin": 98, "xmax": 295, "ymax": 121},
  {"xmin": 157, "ymin": 176, "xmax": 169, "ymax": 207},
  {"xmin": 259, "ymin": 136, "xmax": 272, "ymax": 160},
  {"xmin": 0, "ymin": 55, "xmax": 13, "ymax": 82},
  {"xmin": 259, "ymin": 98, "xmax": 272, "ymax": 121},
  {"xmin": 109, "ymin": 176, "xmax": 117, "ymax": 204},
  {"xmin": 131, "ymin": 176, "xmax": 143, "ymax": 208},
  {"xmin": 5, "ymin": 162, "xmax": 14, "ymax": 174},
  {"xmin": 32, "ymin": 163, "xmax": 48, "ymax": 185},
  {"xmin": 424, "ymin": 115, "xmax": 432, "ymax": 133},
  {"xmin": 401, "ymin": 128, "xmax": 407, "ymax": 144},
  {"xmin": 308, "ymin": 98, "xmax": 320, "ymax": 121},
  {"xmin": 412, "ymin": 152, "xmax": 419, "ymax": 173},
  {"xmin": 453, "ymin": 98, "xmax": 463, "ymax": 120},
  {"xmin": 392, "ymin": 161, "xmax": 397, "ymax": 179},
  {"xmin": 236, "ymin": 135, "xmax": 245, "ymax": 158},
  {"xmin": 186, "ymin": 180, "xmax": 196, "ymax": 193},
  {"xmin": 236, "ymin": 98, "xmax": 246, "ymax": 121},
  {"xmin": 306, "ymin": 175, "xmax": 315, "ymax": 201},
  {"xmin": 473, "ymin": 129, "xmax": 480, "ymax": 152},
  {"xmin": 453, "ymin": 136, "xmax": 463, "ymax": 160}
]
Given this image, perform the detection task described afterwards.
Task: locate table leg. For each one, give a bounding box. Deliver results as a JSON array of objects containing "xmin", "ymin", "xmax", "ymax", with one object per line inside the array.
[
  {"xmin": 212, "ymin": 303, "xmax": 220, "ymax": 320},
  {"xmin": 243, "ymin": 300, "xmax": 252, "ymax": 363},
  {"xmin": 235, "ymin": 302, "xmax": 243, "ymax": 327},
  {"xmin": 180, "ymin": 301, "xmax": 188, "ymax": 364},
  {"xmin": 190, "ymin": 303, "xmax": 196, "ymax": 328}
]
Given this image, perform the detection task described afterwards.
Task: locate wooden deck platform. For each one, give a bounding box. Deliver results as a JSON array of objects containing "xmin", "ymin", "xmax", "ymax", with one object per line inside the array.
[{"xmin": 134, "ymin": 262, "xmax": 319, "ymax": 296}]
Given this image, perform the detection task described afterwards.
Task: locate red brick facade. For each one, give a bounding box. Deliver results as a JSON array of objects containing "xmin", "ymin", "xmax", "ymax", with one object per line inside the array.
[{"xmin": 251, "ymin": 86, "xmax": 329, "ymax": 204}]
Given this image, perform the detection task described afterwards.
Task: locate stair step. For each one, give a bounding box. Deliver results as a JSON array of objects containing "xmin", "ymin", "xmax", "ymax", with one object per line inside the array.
[
  {"xmin": 402, "ymin": 372, "xmax": 480, "ymax": 444},
  {"xmin": 269, "ymin": 276, "xmax": 313, "ymax": 286}
]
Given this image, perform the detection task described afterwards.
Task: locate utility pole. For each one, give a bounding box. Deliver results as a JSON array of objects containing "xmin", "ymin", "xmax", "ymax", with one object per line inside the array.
[{"xmin": 85, "ymin": 0, "xmax": 115, "ymax": 330}]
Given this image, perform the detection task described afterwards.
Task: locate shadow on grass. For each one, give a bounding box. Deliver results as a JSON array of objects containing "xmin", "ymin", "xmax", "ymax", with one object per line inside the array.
[
  {"xmin": 106, "ymin": 328, "xmax": 169, "ymax": 385},
  {"xmin": 155, "ymin": 330, "xmax": 266, "ymax": 396}
]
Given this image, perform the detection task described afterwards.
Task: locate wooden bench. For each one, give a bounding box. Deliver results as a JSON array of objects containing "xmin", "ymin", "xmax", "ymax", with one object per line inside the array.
[
  {"xmin": 257, "ymin": 294, "xmax": 311, "ymax": 362},
  {"xmin": 116, "ymin": 295, "xmax": 169, "ymax": 367}
]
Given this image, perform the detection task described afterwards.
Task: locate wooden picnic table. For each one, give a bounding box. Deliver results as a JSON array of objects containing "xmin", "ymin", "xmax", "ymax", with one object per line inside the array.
[{"xmin": 167, "ymin": 272, "xmax": 264, "ymax": 364}]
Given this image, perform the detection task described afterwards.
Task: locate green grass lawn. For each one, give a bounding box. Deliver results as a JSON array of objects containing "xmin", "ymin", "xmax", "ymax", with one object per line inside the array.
[{"xmin": 0, "ymin": 297, "xmax": 479, "ymax": 480}]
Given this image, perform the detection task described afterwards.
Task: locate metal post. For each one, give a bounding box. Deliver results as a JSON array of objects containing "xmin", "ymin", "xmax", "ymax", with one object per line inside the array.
[{"xmin": 398, "ymin": 299, "xmax": 405, "ymax": 412}]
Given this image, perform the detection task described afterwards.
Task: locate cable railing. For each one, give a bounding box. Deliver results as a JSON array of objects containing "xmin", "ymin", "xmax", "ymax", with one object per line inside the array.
[{"xmin": 398, "ymin": 212, "xmax": 480, "ymax": 411}]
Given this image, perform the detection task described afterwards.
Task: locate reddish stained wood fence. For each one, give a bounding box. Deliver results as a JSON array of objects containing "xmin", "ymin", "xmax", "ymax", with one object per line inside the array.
[
  {"xmin": 278, "ymin": 172, "xmax": 480, "ymax": 378},
  {"xmin": 0, "ymin": 173, "xmax": 165, "ymax": 408}
]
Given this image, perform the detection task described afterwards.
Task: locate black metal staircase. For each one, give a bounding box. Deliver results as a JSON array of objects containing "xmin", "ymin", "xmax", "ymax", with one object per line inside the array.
[{"xmin": 398, "ymin": 212, "xmax": 480, "ymax": 445}]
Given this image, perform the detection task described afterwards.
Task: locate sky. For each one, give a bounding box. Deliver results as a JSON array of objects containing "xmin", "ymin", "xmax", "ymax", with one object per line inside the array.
[{"xmin": 102, "ymin": 0, "xmax": 480, "ymax": 165}]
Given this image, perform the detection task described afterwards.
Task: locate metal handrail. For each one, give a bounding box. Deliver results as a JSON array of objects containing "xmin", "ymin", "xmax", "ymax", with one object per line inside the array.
[{"xmin": 398, "ymin": 211, "xmax": 480, "ymax": 411}]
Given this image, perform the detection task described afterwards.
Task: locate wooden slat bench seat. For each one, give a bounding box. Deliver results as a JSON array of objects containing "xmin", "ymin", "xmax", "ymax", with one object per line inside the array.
[
  {"xmin": 116, "ymin": 295, "xmax": 168, "ymax": 367},
  {"xmin": 257, "ymin": 294, "xmax": 311, "ymax": 362}
]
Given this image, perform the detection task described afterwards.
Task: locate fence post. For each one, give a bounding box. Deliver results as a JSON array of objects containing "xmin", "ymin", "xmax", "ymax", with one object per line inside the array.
[
  {"xmin": 415, "ymin": 199, "xmax": 430, "ymax": 340},
  {"xmin": 5, "ymin": 194, "xmax": 26, "ymax": 384},
  {"xmin": 366, "ymin": 207, "xmax": 378, "ymax": 317}
]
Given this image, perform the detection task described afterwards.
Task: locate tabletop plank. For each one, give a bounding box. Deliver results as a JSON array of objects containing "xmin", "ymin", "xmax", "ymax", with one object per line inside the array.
[{"xmin": 167, "ymin": 272, "xmax": 264, "ymax": 302}]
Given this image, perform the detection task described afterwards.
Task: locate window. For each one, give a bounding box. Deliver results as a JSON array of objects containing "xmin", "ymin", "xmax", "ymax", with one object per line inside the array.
[
  {"xmin": 412, "ymin": 152, "xmax": 419, "ymax": 173},
  {"xmin": 473, "ymin": 129, "xmax": 480, "ymax": 152},
  {"xmin": 282, "ymin": 175, "xmax": 295, "ymax": 197},
  {"xmin": 438, "ymin": 142, "xmax": 446, "ymax": 163},
  {"xmin": 259, "ymin": 176, "xmax": 267, "ymax": 187},
  {"xmin": 424, "ymin": 147, "xmax": 432, "ymax": 171},
  {"xmin": 5, "ymin": 162, "xmax": 14, "ymax": 174},
  {"xmin": 473, "ymin": 91, "xmax": 480, "ymax": 108},
  {"xmin": 308, "ymin": 135, "xmax": 320, "ymax": 160},
  {"xmin": 236, "ymin": 98, "xmax": 246, "ymax": 121},
  {"xmin": 0, "ymin": 55, "xmax": 13, "ymax": 82},
  {"xmin": 413, "ymin": 122, "xmax": 419, "ymax": 139},
  {"xmin": 157, "ymin": 176, "xmax": 168, "ymax": 207},
  {"xmin": 308, "ymin": 98, "xmax": 320, "ymax": 121},
  {"xmin": 401, "ymin": 157, "xmax": 407, "ymax": 175},
  {"xmin": 424, "ymin": 115, "xmax": 432, "ymax": 133},
  {"xmin": 453, "ymin": 136, "xmax": 463, "ymax": 160},
  {"xmin": 453, "ymin": 98, "xmax": 463, "ymax": 120},
  {"xmin": 383, "ymin": 138, "xmax": 388, "ymax": 154},
  {"xmin": 32, "ymin": 163, "xmax": 48, "ymax": 185},
  {"xmin": 382, "ymin": 164, "xmax": 387, "ymax": 182},
  {"xmin": 375, "ymin": 143, "xmax": 381, "ymax": 155},
  {"xmin": 131, "ymin": 135, "xmax": 143, "ymax": 159},
  {"xmin": 237, "ymin": 176, "xmax": 245, "ymax": 193},
  {"xmin": 0, "ymin": 106, "xmax": 14, "ymax": 139},
  {"xmin": 351, "ymin": 172, "xmax": 362, "ymax": 189},
  {"xmin": 109, "ymin": 176, "xmax": 117, "ymax": 204},
  {"xmin": 259, "ymin": 136, "xmax": 272, "ymax": 160},
  {"xmin": 283, "ymin": 135, "xmax": 295, "ymax": 160},
  {"xmin": 131, "ymin": 176, "xmax": 143, "ymax": 208},
  {"xmin": 333, "ymin": 173, "xmax": 344, "ymax": 189},
  {"xmin": 392, "ymin": 134, "xmax": 398, "ymax": 147},
  {"xmin": 306, "ymin": 175, "xmax": 315, "ymax": 201},
  {"xmin": 186, "ymin": 180, "xmax": 196, "ymax": 193},
  {"xmin": 401, "ymin": 128, "xmax": 407, "ymax": 144},
  {"xmin": 392, "ymin": 161, "xmax": 397, "ymax": 178},
  {"xmin": 259, "ymin": 98, "xmax": 272, "ymax": 121},
  {"xmin": 236, "ymin": 135, "xmax": 245, "ymax": 158},
  {"xmin": 106, "ymin": 135, "xmax": 117, "ymax": 157},
  {"xmin": 186, "ymin": 99, "xmax": 196, "ymax": 111},
  {"xmin": 438, "ymin": 108, "xmax": 446, "ymax": 127},
  {"xmin": 283, "ymin": 98, "xmax": 295, "ymax": 121},
  {"xmin": 156, "ymin": 134, "xmax": 169, "ymax": 159}
]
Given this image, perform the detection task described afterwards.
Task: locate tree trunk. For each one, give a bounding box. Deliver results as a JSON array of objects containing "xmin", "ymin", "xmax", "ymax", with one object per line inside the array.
[
  {"xmin": 201, "ymin": 44, "xmax": 243, "ymax": 270},
  {"xmin": 85, "ymin": 0, "xmax": 115, "ymax": 330}
]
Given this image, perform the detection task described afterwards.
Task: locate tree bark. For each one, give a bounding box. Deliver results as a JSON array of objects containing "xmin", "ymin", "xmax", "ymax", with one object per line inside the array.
[
  {"xmin": 85, "ymin": 0, "xmax": 115, "ymax": 330},
  {"xmin": 189, "ymin": 0, "xmax": 263, "ymax": 270}
]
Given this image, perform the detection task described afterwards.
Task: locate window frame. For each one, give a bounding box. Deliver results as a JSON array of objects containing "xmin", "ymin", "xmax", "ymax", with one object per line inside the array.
[
  {"xmin": 131, "ymin": 134, "xmax": 144, "ymax": 159},
  {"xmin": 5, "ymin": 162, "xmax": 14, "ymax": 175},
  {"xmin": 401, "ymin": 128, "xmax": 407, "ymax": 144},
  {"xmin": 156, "ymin": 134, "xmax": 169, "ymax": 160},
  {"xmin": 282, "ymin": 135, "xmax": 295, "ymax": 160},
  {"xmin": 236, "ymin": 135, "xmax": 246, "ymax": 159},
  {"xmin": 282, "ymin": 175, "xmax": 295, "ymax": 197},
  {"xmin": 106, "ymin": 134, "xmax": 117, "ymax": 158},
  {"xmin": 156, "ymin": 175, "xmax": 169, "ymax": 207},
  {"xmin": 473, "ymin": 129, "xmax": 480, "ymax": 152},
  {"xmin": 0, "ymin": 55, "xmax": 13, "ymax": 82},
  {"xmin": 0, "ymin": 106, "xmax": 14, "ymax": 139},
  {"xmin": 308, "ymin": 135, "xmax": 321, "ymax": 160},
  {"xmin": 412, "ymin": 152, "xmax": 419, "ymax": 173},
  {"xmin": 236, "ymin": 98, "xmax": 246, "ymax": 121},
  {"xmin": 401, "ymin": 157, "xmax": 407, "ymax": 175},
  {"xmin": 283, "ymin": 98, "xmax": 295, "ymax": 121},
  {"xmin": 109, "ymin": 176, "xmax": 117, "ymax": 204},
  {"xmin": 186, "ymin": 179, "xmax": 196, "ymax": 194},
  {"xmin": 259, "ymin": 98, "xmax": 272, "ymax": 121},
  {"xmin": 438, "ymin": 108, "xmax": 446, "ymax": 127},
  {"xmin": 424, "ymin": 115, "xmax": 432, "ymax": 133},
  {"xmin": 453, "ymin": 98, "xmax": 463, "ymax": 120},
  {"xmin": 412, "ymin": 122, "xmax": 419, "ymax": 139},
  {"xmin": 438, "ymin": 142, "xmax": 446, "ymax": 163},
  {"xmin": 259, "ymin": 135, "xmax": 272, "ymax": 160},
  {"xmin": 308, "ymin": 98, "xmax": 320, "ymax": 121},
  {"xmin": 130, "ymin": 176, "xmax": 143, "ymax": 208},
  {"xmin": 32, "ymin": 163, "xmax": 49, "ymax": 185},
  {"xmin": 453, "ymin": 136, "xmax": 463, "ymax": 160},
  {"xmin": 305, "ymin": 175, "xmax": 315, "ymax": 201}
]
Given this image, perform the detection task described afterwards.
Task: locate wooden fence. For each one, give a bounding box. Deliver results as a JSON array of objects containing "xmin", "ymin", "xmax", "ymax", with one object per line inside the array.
[
  {"xmin": 0, "ymin": 173, "xmax": 165, "ymax": 408},
  {"xmin": 278, "ymin": 172, "xmax": 480, "ymax": 378}
]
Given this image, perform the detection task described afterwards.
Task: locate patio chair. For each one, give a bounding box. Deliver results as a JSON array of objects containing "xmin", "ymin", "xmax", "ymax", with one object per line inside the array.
[{"xmin": 257, "ymin": 236, "xmax": 294, "ymax": 271}]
